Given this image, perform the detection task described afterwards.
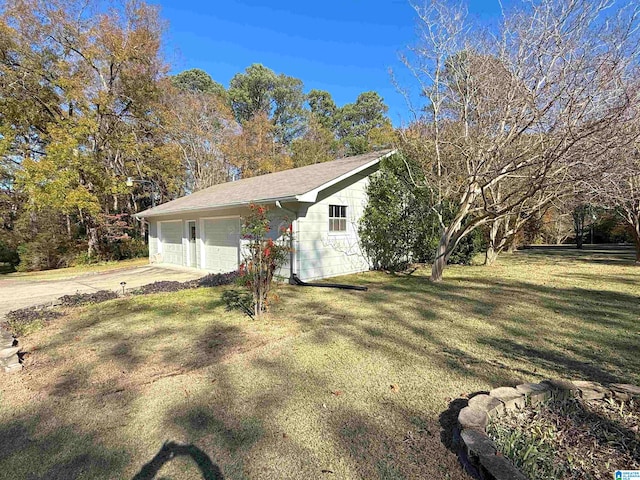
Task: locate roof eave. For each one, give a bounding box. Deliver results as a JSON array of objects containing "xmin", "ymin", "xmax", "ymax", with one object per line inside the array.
[{"xmin": 134, "ymin": 195, "xmax": 300, "ymax": 219}]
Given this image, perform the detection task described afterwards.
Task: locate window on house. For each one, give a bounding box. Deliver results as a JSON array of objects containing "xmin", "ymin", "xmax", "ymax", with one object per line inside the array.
[{"xmin": 329, "ymin": 205, "xmax": 347, "ymax": 232}]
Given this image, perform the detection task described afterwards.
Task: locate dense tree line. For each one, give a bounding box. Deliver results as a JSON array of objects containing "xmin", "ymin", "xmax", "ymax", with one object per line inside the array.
[{"xmin": 0, "ymin": 0, "xmax": 393, "ymax": 271}]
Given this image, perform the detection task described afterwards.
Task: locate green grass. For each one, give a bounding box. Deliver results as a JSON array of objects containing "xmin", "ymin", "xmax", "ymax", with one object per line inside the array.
[
  {"xmin": 1, "ymin": 247, "xmax": 638, "ymax": 479},
  {"xmin": 1, "ymin": 257, "xmax": 148, "ymax": 281}
]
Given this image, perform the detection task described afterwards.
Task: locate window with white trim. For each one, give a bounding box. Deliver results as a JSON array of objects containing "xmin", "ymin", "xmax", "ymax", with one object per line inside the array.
[{"xmin": 329, "ymin": 205, "xmax": 347, "ymax": 232}]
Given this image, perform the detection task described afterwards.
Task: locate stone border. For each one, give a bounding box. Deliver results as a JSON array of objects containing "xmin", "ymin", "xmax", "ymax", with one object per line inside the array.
[
  {"xmin": 0, "ymin": 329, "xmax": 21, "ymax": 373},
  {"xmin": 456, "ymin": 379, "xmax": 640, "ymax": 480}
]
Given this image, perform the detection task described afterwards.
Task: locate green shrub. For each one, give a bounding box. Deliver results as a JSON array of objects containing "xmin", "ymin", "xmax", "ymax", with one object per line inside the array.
[
  {"xmin": 72, "ymin": 251, "xmax": 99, "ymax": 266},
  {"xmin": 0, "ymin": 239, "xmax": 19, "ymax": 266},
  {"xmin": 360, "ymin": 154, "xmax": 482, "ymax": 270},
  {"xmin": 99, "ymin": 236, "xmax": 148, "ymax": 261},
  {"xmin": 17, "ymin": 233, "xmax": 77, "ymax": 271}
]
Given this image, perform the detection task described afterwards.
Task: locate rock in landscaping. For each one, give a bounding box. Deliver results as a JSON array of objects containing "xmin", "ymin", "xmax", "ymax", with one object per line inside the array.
[
  {"xmin": 3, "ymin": 363, "xmax": 22, "ymax": 373},
  {"xmin": 0, "ymin": 346, "xmax": 20, "ymax": 359},
  {"xmin": 541, "ymin": 378, "xmax": 579, "ymax": 400},
  {"xmin": 1, "ymin": 351, "xmax": 21, "ymax": 373},
  {"xmin": 572, "ymin": 381, "xmax": 607, "ymax": 401},
  {"xmin": 610, "ymin": 384, "xmax": 640, "ymax": 397},
  {"xmin": 489, "ymin": 387, "xmax": 525, "ymax": 410},
  {"xmin": 0, "ymin": 330, "xmax": 14, "ymax": 340},
  {"xmin": 461, "ymin": 429, "xmax": 497, "ymax": 457},
  {"xmin": 468, "ymin": 394, "xmax": 505, "ymax": 417},
  {"xmin": 516, "ymin": 382, "xmax": 552, "ymax": 406},
  {"xmin": 0, "ymin": 336, "xmax": 15, "ymax": 348},
  {"xmin": 479, "ymin": 453, "xmax": 528, "ymax": 480},
  {"xmin": 0, "ymin": 354, "xmax": 19, "ymax": 367},
  {"xmin": 608, "ymin": 384, "xmax": 640, "ymax": 401},
  {"xmin": 458, "ymin": 406, "xmax": 489, "ymax": 431}
]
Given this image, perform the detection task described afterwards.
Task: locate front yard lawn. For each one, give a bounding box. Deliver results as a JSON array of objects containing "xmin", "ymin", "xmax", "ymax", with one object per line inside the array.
[{"xmin": 1, "ymin": 247, "xmax": 638, "ymax": 479}]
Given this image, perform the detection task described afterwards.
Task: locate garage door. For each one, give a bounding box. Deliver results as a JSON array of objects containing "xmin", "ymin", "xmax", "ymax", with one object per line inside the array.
[
  {"xmin": 202, "ymin": 217, "xmax": 240, "ymax": 273},
  {"xmin": 159, "ymin": 221, "xmax": 184, "ymax": 266}
]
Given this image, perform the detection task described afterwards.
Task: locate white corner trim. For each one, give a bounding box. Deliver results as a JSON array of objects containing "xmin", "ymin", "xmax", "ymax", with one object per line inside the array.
[
  {"xmin": 295, "ymin": 149, "xmax": 396, "ymax": 203},
  {"xmin": 199, "ymin": 217, "xmax": 205, "ymax": 269},
  {"xmin": 157, "ymin": 220, "xmax": 162, "ymax": 254}
]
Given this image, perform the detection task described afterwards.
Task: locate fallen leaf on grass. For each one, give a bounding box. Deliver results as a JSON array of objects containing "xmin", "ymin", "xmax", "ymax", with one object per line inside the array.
[
  {"xmin": 332, "ymin": 390, "xmax": 343, "ymax": 396},
  {"xmin": 390, "ymin": 384, "xmax": 399, "ymax": 392}
]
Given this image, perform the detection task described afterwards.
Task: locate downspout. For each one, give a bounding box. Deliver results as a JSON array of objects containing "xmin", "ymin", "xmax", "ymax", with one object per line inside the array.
[{"xmin": 275, "ymin": 201, "xmax": 297, "ymax": 284}]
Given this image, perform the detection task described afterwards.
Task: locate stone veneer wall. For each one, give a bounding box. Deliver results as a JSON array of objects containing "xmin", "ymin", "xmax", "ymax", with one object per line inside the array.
[{"xmin": 456, "ymin": 378, "xmax": 640, "ymax": 480}]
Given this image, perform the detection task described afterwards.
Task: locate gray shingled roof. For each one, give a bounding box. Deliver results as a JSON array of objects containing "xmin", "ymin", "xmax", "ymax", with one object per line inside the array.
[{"xmin": 136, "ymin": 149, "xmax": 395, "ymax": 218}]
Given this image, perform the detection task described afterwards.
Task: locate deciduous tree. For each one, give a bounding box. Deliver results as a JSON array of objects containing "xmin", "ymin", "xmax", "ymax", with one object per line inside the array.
[
  {"xmin": 1, "ymin": 0, "xmax": 179, "ymax": 259},
  {"xmin": 161, "ymin": 82, "xmax": 237, "ymax": 193},
  {"xmin": 399, "ymin": 0, "xmax": 640, "ymax": 281},
  {"xmin": 224, "ymin": 112, "xmax": 292, "ymax": 178}
]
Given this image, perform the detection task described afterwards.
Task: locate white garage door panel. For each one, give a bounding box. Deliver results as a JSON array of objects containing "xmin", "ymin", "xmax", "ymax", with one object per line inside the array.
[
  {"xmin": 203, "ymin": 218, "xmax": 240, "ymax": 273},
  {"xmin": 160, "ymin": 221, "xmax": 183, "ymax": 266}
]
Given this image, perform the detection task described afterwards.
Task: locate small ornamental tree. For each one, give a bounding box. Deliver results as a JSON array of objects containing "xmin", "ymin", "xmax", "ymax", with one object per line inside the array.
[{"xmin": 239, "ymin": 204, "xmax": 291, "ymax": 317}]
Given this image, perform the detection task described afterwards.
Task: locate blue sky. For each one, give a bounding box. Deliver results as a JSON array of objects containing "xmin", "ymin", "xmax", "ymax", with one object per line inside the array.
[{"xmin": 159, "ymin": 0, "xmax": 505, "ymax": 126}]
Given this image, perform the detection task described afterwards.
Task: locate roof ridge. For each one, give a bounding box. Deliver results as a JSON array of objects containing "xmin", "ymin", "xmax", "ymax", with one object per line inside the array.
[{"xmin": 197, "ymin": 148, "xmax": 394, "ymax": 193}]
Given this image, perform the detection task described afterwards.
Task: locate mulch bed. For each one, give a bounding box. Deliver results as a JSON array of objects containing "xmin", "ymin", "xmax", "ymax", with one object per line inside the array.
[
  {"xmin": 2, "ymin": 271, "xmax": 239, "ymax": 335},
  {"xmin": 131, "ymin": 271, "xmax": 239, "ymax": 295},
  {"xmin": 58, "ymin": 290, "xmax": 119, "ymax": 306},
  {"xmin": 487, "ymin": 396, "xmax": 640, "ymax": 480},
  {"xmin": 5, "ymin": 308, "xmax": 63, "ymax": 325}
]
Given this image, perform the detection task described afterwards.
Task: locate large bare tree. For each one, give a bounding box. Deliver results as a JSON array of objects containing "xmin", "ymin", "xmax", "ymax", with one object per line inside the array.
[
  {"xmin": 398, "ymin": 0, "xmax": 640, "ymax": 281},
  {"xmin": 587, "ymin": 129, "xmax": 640, "ymax": 262},
  {"xmin": 161, "ymin": 85, "xmax": 237, "ymax": 193}
]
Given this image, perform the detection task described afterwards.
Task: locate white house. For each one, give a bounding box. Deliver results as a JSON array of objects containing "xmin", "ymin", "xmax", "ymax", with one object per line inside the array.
[{"xmin": 135, "ymin": 149, "xmax": 395, "ymax": 281}]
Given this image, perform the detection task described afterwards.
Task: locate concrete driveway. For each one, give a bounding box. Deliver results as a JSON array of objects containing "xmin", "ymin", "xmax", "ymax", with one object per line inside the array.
[{"xmin": 0, "ymin": 264, "xmax": 204, "ymax": 318}]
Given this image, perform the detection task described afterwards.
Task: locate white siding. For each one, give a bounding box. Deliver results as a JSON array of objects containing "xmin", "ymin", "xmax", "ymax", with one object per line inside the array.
[
  {"xmin": 295, "ymin": 173, "xmax": 371, "ymax": 281},
  {"xmin": 158, "ymin": 220, "xmax": 184, "ymax": 266},
  {"xmin": 201, "ymin": 217, "xmax": 240, "ymax": 273},
  {"xmin": 144, "ymin": 168, "xmax": 374, "ymax": 281}
]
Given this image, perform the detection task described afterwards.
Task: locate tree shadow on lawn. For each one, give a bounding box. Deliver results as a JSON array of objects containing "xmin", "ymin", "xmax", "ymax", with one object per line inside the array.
[
  {"xmin": 4, "ymin": 248, "xmax": 637, "ymax": 479},
  {"xmin": 0, "ymin": 413, "xmax": 131, "ymax": 480},
  {"xmin": 283, "ymin": 269, "xmax": 639, "ymax": 389},
  {"xmin": 31, "ymin": 296, "xmax": 255, "ymax": 399},
  {"xmin": 163, "ymin": 363, "xmax": 334, "ymax": 479},
  {"xmin": 161, "ymin": 353, "xmax": 472, "ymax": 479}
]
